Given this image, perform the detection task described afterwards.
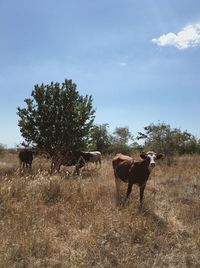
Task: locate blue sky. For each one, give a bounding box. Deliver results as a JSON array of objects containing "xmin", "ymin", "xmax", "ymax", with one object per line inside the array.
[{"xmin": 0, "ymin": 0, "xmax": 200, "ymax": 147}]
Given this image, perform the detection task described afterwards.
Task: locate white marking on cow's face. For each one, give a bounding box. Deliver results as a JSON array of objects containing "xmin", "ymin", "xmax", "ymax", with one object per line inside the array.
[{"xmin": 147, "ymin": 152, "xmax": 157, "ymax": 172}]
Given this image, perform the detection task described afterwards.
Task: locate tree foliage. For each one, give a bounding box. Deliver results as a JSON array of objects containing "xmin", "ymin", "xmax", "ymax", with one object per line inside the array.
[
  {"xmin": 0, "ymin": 143, "xmax": 6, "ymax": 154},
  {"xmin": 17, "ymin": 79, "xmax": 95, "ymax": 156},
  {"xmin": 108, "ymin": 127, "xmax": 134, "ymax": 155},
  {"xmin": 112, "ymin": 127, "xmax": 133, "ymax": 144},
  {"xmin": 137, "ymin": 122, "xmax": 200, "ymax": 156},
  {"xmin": 89, "ymin": 125, "xmax": 135, "ymax": 155},
  {"xmin": 90, "ymin": 124, "xmax": 111, "ymax": 153}
]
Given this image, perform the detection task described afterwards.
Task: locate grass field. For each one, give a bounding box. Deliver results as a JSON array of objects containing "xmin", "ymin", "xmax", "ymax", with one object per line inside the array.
[{"xmin": 0, "ymin": 152, "xmax": 199, "ymax": 267}]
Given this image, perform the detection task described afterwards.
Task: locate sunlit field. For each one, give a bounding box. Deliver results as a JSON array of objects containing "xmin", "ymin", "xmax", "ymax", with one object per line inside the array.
[{"xmin": 0, "ymin": 152, "xmax": 199, "ymax": 267}]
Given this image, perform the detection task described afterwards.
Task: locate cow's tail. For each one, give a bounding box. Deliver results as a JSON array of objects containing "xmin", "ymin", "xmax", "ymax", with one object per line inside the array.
[{"xmin": 112, "ymin": 158, "xmax": 118, "ymax": 170}]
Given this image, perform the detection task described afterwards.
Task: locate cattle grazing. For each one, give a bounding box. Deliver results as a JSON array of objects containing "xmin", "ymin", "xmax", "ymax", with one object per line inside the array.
[
  {"xmin": 112, "ymin": 151, "xmax": 163, "ymax": 206},
  {"xmin": 51, "ymin": 150, "xmax": 85, "ymax": 175},
  {"xmin": 51, "ymin": 150, "xmax": 102, "ymax": 175},
  {"xmin": 82, "ymin": 151, "xmax": 101, "ymax": 168},
  {"xmin": 18, "ymin": 150, "xmax": 34, "ymax": 169}
]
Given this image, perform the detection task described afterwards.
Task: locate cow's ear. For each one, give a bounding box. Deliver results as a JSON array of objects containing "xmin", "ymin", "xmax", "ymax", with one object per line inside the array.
[
  {"xmin": 140, "ymin": 152, "xmax": 147, "ymax": 159},
  {"xmin": 156, "ymin": 153, "xmax": 163, "ymax": 159}
]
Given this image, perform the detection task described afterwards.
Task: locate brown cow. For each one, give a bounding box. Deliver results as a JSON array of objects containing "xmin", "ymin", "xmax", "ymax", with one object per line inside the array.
[{"xmin": 112, "ymin": 151, "xmax": 163, "ymax": 206}]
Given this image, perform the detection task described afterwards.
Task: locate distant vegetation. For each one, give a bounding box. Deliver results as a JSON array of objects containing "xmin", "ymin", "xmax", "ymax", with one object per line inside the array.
[
  {"xmin": 137, "ymin": 122, "xmax": 200, "ymax": 155},
  {"xmin": 0, "ymin": 143, "xmax": 6, "ymax": 154},
  {"xmin": 90, "ymin": 122, "xmax": 200, "ymax": 156},
  {"xmin": 14, "ymin": 78, "xmax": 200, "ymax": 156}
]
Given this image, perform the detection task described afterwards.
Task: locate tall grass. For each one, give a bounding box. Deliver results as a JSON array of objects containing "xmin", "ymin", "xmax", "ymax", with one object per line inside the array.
[{"xmin": 0, "ymin": 152, "xmax": 199, "ymax": 267}]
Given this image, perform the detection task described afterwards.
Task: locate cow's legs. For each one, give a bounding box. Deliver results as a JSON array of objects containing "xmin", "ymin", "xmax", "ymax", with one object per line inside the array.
[
  {"xmin": 74, "ymin": 165, "xmax": 80, "ymax": 175},
  {"xmin": 115, "ymin": 177, "xmax": 120, "ymax": 196},
  {"xmin": 28, "ymin": 163, "xmax": 31, "ymax": 168},
  {"xmin": 115, "ymin": 175, "xmax": 124, "ymax": 206},
  {"xmin": 19, "ymin": 160, "xmax": 22, "ymax": 169},
  {"xmin": 139, "ymin": 184, "xmax": 146, "ymax": 206},
  {"xmin": 126, "ymin": 182, "xmax": 133, "ymax": 199},
  {"xmin": 123, "ymin": 182, "xmax": 133, "ymax": 206},
  {"xmin": 28, "ymin": 161, "xmax": 32, "ymax": 169}
]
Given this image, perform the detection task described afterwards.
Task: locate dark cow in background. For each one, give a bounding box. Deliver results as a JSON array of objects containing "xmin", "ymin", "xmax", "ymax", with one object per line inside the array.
[
  {"xmin": 18, "ymin": 150, "xmax": 34, "ymax": 169},
  {"xmin": 51, "ymin": 150, "xmax": 102, "ymax": 175},
  {"xmin": 82, "ymin": 151, "xmax": 101, "ymax": 168},
  {"xmin": 51, "ymin": 150, "xmax": 86, "ymax": 175},
  {"xmin": 112, "ymin": 151, "xmax": 163, "ymax": 206}
]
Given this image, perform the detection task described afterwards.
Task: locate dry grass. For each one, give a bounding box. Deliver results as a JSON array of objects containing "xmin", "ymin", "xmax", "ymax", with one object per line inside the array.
[{"xmin": 0, "ymin": 152, "xmax": 199, "ymax": 267}]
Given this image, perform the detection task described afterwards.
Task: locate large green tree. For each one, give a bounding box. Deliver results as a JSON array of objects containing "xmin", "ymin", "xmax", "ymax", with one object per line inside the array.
[{"xmin": 17, "ymin": 79, "xmax": 95, "ymax": 156}]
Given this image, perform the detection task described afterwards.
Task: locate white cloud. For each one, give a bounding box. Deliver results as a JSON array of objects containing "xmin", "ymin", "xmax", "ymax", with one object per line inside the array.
[{"xmin": 152, "ymin": 23, "xmax": 200, "ymax": 49}]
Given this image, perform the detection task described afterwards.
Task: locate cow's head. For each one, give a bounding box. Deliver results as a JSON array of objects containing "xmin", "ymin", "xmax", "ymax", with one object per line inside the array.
[{"xmin": 140, "ymin": 151, "xmax": 163, "ymax": 171}]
